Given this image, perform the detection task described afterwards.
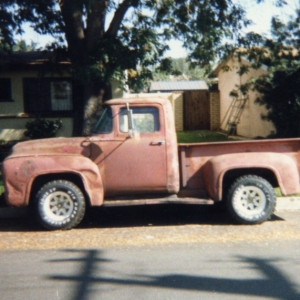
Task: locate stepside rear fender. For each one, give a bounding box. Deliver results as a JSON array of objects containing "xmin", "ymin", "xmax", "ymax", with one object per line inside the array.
[
  {"xmin": 203, "ymin": 152, "xmax": 300, "ymax": 200},
  {"xmin": 3, "ymin": 155, "xmax": 103, "ymax": 207}
]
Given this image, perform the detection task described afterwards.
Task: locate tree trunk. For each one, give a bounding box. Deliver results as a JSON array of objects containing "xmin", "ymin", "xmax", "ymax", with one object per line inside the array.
[
  {"xmin": 59, "ymin": 0, "xmax": 130, "ymax": 136},
  {"xmin": 72, "ymin": 80, "xmax": 112, "ymax": 136}
]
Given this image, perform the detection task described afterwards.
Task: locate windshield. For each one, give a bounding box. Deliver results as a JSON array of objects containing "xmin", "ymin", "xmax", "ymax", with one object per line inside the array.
[{"xmin": 92, "ymin": 107, "xmax": 113, "ymax": 133}]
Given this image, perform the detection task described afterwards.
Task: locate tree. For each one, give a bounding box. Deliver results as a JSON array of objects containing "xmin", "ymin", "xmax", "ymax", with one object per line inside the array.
[
  {"xmin": 255, "ymin": 13, "xmax": 300, "ymax": 137},
  {"xmin": 0, "ymin": 0, "xmax": 254, "ymax": 135},
  {"xmin": 12, "ymin": 39, "xmax": 37, "ymax": 51},
  {"xmin": 152, "ymin": 57, "xmax": 206, "ymax": 81}
]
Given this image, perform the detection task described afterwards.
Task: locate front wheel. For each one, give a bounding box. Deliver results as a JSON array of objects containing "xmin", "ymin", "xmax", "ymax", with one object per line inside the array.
[
  {"xmin": 227, "ymin": 175, "xmax": 276, "ymax": 224},
  {"xmin": 35, "ymin": 180, "xmax": 86, "ymax": 230}
]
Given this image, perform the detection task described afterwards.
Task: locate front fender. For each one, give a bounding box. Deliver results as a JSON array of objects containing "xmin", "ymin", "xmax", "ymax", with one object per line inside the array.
[
  {"xmin": 3, "ymin": 155, "xmax": 104, "ymax": 207},
  {"xmin": 202, "ymin": 152, "xmax": 300, "ymax": 200}
]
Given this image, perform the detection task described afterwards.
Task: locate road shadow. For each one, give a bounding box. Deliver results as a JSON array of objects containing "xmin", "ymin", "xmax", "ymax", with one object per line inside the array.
[
  {"xmin": 46, "ymin": 249, "xmax": 300, "ymax": 300},
  {"xmin": 0, "ymin": 203, "xmax": 284, "ymax": 232}
]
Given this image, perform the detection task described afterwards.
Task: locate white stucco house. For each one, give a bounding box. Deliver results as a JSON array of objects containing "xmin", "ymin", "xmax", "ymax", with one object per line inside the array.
[{"xmin": 213, "ymin": 55, "xmax": 275, "ymax": 138}]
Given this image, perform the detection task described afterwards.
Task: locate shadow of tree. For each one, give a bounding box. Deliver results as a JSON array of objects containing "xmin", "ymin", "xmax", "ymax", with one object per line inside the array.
[{"xmin": 47, "ymin": 249, "xmax": 299, "ymax": 300}]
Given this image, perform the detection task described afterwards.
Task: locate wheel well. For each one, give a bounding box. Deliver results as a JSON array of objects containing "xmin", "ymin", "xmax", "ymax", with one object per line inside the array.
[
  {"xmin": 222, "ymin": 168, "xmax": 279, "ymax": 197},
  {"xmin": 30, "ymin": 173, "xmax": 90, "ymax": 206}
]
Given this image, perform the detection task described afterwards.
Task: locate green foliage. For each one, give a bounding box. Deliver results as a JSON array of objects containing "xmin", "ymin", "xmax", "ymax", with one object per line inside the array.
[
  {"xmin": 25, "ymin": 119, "xmax": 62, "ymax": 140},
  {"xmin": 153, "ymin": 57, "xmax": 206, "ymax": 81},
  {"xmin": 12, "ymin": 40, "xmax": 38, "ymax": 52},
  {"xmin": 237, "ymin": 65, "xmax": 250, "ymax": 76},
  {"xmin": 251, "ymin": 13, "xmax": 300, "ymax": 137},
  {"xmin": 254, "ymin": 72, "xmax": 300, "ymax": 138},
  {"xmin": 0, "ymin": 185, "xmax": 4, "ymax": 197}
]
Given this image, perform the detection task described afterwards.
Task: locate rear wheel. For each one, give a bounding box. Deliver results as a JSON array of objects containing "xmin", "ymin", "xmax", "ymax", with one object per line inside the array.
[
  {"xmin": 227, "ymin": 175, "xmax": 276, "ymax": 224},
  {"xmin": 35, "ymin": 180, "xmax": 86, "ymax": 230}
]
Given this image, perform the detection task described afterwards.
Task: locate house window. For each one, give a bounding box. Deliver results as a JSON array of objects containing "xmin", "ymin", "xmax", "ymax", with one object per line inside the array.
[
  {"xmin": 23, "ymin": 78, "xmax": 73, "ymax": 113},
  {"xmin": 119, "ymin": 107, "xmax": 160, "ymax": 133},
  {"xmin": 0, "ymin": 78, "xmax": 12, "ymax": 102},
  {"xmin": 51, "ymin": 81, "xmax": 72, "ymax": 111}
]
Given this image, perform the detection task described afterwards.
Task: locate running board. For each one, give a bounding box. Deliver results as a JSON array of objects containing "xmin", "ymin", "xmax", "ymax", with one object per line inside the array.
[{"xmin": 103, "ymin": 196, "xmax": 214, "ymax": 207}]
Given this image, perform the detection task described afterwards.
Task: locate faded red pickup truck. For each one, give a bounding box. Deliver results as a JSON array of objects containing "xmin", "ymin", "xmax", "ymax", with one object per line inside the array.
[{"xmin": 2, "ymin": 97, "xmax": 300, "ymax": 229}]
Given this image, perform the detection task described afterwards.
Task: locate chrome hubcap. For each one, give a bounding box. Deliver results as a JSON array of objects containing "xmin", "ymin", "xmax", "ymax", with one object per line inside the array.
[
  {"xmin": 235, "ymin": 186, "xmax": 266, "ymax": 216},
  {"xmin": 44, "ymin": 191, "xmax": 74, "ymax": 221}
]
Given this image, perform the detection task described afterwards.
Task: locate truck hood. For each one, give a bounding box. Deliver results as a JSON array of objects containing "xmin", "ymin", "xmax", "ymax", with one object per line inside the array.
[{"xmin": 9, "ymin": 137, "xmax": 91, "ymax": 158}]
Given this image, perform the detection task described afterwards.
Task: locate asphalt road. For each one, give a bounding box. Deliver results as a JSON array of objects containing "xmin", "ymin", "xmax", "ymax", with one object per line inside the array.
[
  {"xmin": 1, "ymin": 240, "xmax": 300, "ymax": 300},
  {"xmin": 0, "ymin": 205, "xmax": 300, "ymax": 300}
]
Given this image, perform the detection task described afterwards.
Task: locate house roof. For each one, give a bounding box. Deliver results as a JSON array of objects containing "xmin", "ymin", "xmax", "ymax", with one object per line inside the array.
[
  {"xmin": 210, "ymin": 52, "xmax": 269, "ymax": 78},
  {"xmin": 149, "ymin": 80, "xmax": 209, "ymax": 92},
  {"xmin": 0, "ymin": 51, "xmax": 71, "ymax": 71}
]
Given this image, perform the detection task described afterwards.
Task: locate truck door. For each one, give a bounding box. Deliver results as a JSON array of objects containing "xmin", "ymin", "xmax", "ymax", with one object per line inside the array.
[{"xmin": 93, "ymin": 105, "xmax": 168, "ymax": 196}]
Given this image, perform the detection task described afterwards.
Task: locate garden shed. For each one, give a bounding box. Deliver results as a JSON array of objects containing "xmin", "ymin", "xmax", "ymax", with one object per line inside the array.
[{"xmin": 149, "ymin": 81, "xmax": 220, "ymax": 131}]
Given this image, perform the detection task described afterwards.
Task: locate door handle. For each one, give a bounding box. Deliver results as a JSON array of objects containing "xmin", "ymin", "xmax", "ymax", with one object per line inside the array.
[{"xmin": 151, "ymin": 140, "xmax": 165, "ymax": 145}]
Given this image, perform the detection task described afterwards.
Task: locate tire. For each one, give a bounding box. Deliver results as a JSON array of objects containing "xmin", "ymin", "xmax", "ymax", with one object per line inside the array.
[
  {"xmin": 35, "ymin": 180, "xmax": 86, "ymax": 230},
  {"xmin": 227, "ymin": 175, "xmax": 276, "ymax": 224}
]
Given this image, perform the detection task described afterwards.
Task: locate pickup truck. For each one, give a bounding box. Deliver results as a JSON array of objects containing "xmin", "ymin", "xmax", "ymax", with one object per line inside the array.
[{"xmin": 2, "ymin": 97, "xmax": 300, "ymax": 230}]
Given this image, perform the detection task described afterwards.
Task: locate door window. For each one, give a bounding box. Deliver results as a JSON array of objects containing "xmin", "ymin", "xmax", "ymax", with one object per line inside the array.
[{"xmin": 119, "ymin": 107, "xmax": 160, "ymax": 133}]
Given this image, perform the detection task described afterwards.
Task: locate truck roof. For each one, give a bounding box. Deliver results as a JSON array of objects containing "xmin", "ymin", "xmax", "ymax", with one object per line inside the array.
[{"xmin": 105, "ymin": 97, "xmax": 170, "ymax": 106}]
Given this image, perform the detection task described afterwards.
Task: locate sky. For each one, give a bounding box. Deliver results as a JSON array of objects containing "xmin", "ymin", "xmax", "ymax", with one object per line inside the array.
[
  {"xmin": 237, "ymin": 0, "xmax": 299, "ymax": 34},
  {"xmin": 18, "ymin": 0, "xmax": 299, "ymax": 58}
]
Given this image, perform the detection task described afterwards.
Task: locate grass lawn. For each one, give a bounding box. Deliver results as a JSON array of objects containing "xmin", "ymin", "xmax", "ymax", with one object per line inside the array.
[
  {"xmin": 274, "ymin": 187, "xmax": 300, "ymax": 197},
  {"xmin": 177, "ymin": 130, "xmax": 231, "ymax": 143}
]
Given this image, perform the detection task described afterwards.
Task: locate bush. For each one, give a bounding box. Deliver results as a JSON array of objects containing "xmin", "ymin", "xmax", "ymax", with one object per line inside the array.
[{"xmin": 25, "ymin": 118, "xmax": 62, "ymax": 139}]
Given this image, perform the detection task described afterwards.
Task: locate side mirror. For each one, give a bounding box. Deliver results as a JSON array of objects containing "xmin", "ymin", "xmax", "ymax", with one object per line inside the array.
[{"xmin": 126, "ymin": 103, "xmax": 134, "ymax": 138}]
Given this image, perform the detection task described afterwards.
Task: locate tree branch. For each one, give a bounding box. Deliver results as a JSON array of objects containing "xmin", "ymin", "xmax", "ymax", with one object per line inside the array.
[{"xmin": 105, "ymin": 0, "xmax": 134, "ymax": 37}]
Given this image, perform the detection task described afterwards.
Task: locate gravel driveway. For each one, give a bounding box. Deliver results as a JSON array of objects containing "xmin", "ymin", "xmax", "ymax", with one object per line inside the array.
[{"xmin": 0, "ymin": 204, "xmax": 299, "ymax": 250}]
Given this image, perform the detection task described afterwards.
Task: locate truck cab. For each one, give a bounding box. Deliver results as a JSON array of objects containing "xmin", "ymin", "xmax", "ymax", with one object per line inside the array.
[{"xmin": 89, "ymin": 98, "xmax": 180, "ymax": 197}]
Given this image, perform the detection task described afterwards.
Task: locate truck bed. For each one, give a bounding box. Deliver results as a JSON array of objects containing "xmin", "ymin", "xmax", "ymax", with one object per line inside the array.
[{"xmin": 178, "ymin": 138, "xmax": 300, "ymax": 199}]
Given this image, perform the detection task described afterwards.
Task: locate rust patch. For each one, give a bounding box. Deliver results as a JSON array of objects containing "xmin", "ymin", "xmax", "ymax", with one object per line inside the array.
[{"xmin": 20, "ymin": 160, "xmax": 37, "ymax": 177}]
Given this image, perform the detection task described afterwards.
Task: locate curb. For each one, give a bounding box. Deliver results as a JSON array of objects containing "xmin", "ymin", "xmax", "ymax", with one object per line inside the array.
[{"xmin": 276, "ymin": 197, "xmax": 300, "ymax": 211}]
